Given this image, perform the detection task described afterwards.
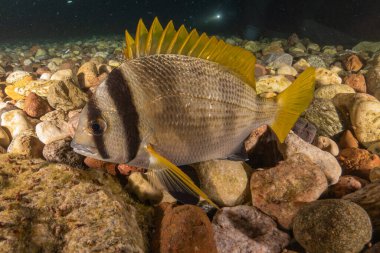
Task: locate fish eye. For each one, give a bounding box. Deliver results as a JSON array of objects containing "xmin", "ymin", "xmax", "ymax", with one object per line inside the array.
[{"xmin": 87, "ymin": 118, "xmax": 107, "ymax": 136}]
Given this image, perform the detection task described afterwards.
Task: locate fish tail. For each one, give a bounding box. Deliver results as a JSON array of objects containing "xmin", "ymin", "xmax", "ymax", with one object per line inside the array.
[{"xmin": 270, "ymin": 67, "xmax": 316, "ymax": 142}]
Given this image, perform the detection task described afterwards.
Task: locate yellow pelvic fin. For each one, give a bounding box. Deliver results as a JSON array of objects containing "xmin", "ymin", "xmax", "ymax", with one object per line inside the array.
[
  {"xmin": 124, "ymin": 17, "xmax": 257, "ymax": 89},
  {"xmin": 145, "ymin": 144, "xmax": 219, "ymax": 209},
  {"xmin": 270, "ymin": 67, "xmax": 316, "ymax": 143}
]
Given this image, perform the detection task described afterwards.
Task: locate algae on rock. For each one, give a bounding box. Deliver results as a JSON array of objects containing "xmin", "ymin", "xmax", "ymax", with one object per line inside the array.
[{"xmin": 0, "ymin": 154, "xmax": 153, "ymax": 253}]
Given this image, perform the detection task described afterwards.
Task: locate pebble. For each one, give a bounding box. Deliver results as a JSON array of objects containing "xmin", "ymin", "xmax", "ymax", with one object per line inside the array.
[
  {"xmin": 152, "ymin": 203, "xmax": 217, "ymax": 253},
  {"xmin": 0, "ymin": 126, "xmax": 10, "ymax": 148},
  {"xmin": 278, "ymin": 131, "xmax": 342, "ymax": 184},
  {"xmin": 35, "ymin": 120, "xmax": 71, "ymax": 144},
  {"xmin": 256, "ymin": 75, "xmax": 292, "ymax": 94},
  {"xmin": 4, "ymin": 75, "xmax": 34, "ymax": 100},
  {"xmin": 333, "ymin": 93, "xmax": 380, "ymax": 147},
  {"xmin": 306, "ymin": 55, "xmax": 327, "ymax": 68},
  {"xmin": 369, "ymin": 167, "xmax": 380, "ymax": 182},
  {"xmin": 193, "ymin": 160, "xmax": 252, "ymax": 207},
  {"xmin": 212, "ymin": 206, "xmax": 290, "ymax": 253},
  {"xmin": 277, "ymin": 65, "xmax": 298, "ymax": 76},
  {"xmin": 127, "ymin": 172, "xmax": 163, "ymax": 205},
  {"xmin": 23, "ymin": 92, "xmax": 52, "ymax": 118},
  {"xmin": 315, "ymin": 67, "xmax": 342, "ymax": 86},
  {"xmin": 50, "ymin": 69, "xmax": 77, "ymax": 83},
  {"xmin": 314, "ymin": 84, "xmax": 355, "ymax": 99},
  {"xmin": 292, "ymin": 58, "xmax": 311, "ymax": 72},
  {"xmin": 328, "ymin": 175, "xmax": 368, "ymax": 198},
  {"xmin": 83, "ymin": 157, "xmax": 118, "ymax": 175},
  {"xmin": 1, "ymin": 109, "xmax": 34, "ymax": 139},
  {"xmin": 337, "ymin": 148, "xmax": 380, "ymax": 180},
  {"xmin": 339, "ymin": 130, "xmax": 359, "ymax": 149},
  {"xmin": 244, "ymin": 41, "xmax": 262, "ymax": 53},
  {"xmin": 368, "ymin": 142, "xmax": 380, "ymax": 156},
  {"xmin": 262, "ymin": 41, "xmax": 284, "ymax": 55},
  {"xmin": 365, "ymin": 64, "xmax": 380, "ymax": 100},
  {"xmin": 42, "ymin": 138, "xmax": 84, "ymax": 166},
  {"xmin": 353, "ymin": 41, "xmax": 380, "ymax": 53},
  {"xmin": 293, "ymin": 199, "xmax": 372, "ymax": 253},
  {"xmin": 40, "ymin": 72, "xmax": 52, "ymax": 80},
  {"xmin": 264, "ymin": 53, "xmax": 293, "ymax": 69},
  {"xmin": 251, "ymin": 153, "xmax": 328, "ymax": 228},
  {"xmin": 307, "ymin": 43, "xmax": 320, "ymax": 52},
  {"xmin": 254, "ymin": 64, "xmax": 267, "ymax": 78},
  {"xmin": 314, "ymin": 136, "xmax": 339, "ymax": 156},
  {"xmin": 343, "ymin": 54, "xmax": 363, "ymax": 71},
  {"xmin": 5, "ymin": 70, "xmax": 30, "ymax": 83},
  {"xmin": 77, "ymin": 62, "xmax": 99, "ymax": 88},
  {"xmin": 304, "ymin": 98, "xmax": 346, "ymax": 138},
  {"xmin": 344, "ymin": 73, "xmax": 366, "ymax": 93},
  {"xmin": 47, "ymin": 80, "xmax": 88, "ymax": 111},
  {"xmin": 292, "ymin": 117, "xmax": 317, "ymax": 143},
  {"xmin": 343, "ymin": 181, "xmax": 380, "ymax": 236},
  {"xmin": 40, "ymin": 109, "xmax": 67, "ymax": 122},
  {"xmin": 7, "ymin": 130, "xmax": 44, "ymax": 158}
]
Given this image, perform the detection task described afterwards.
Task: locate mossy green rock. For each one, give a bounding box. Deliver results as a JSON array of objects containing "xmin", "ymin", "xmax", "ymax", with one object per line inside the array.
[
  {"xmin": 0, "ymin": 154, "xmax": 153, "ymax": 253},
  {"xmin": 304, "ymin": 98, "xmax": 346, "ymax": 138},
  {"xmin": 47, "ymin": 80, "xmax": 88, "ymax": 111},
  {"xmin": 293, "ymin": 199, "xmax": 372, "ymax": 253}
]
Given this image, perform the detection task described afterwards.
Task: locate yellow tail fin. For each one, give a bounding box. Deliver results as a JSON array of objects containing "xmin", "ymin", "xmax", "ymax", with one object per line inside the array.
[{"xmin": 270, "ymin": 67, "xmax": 316, "ymax": 142}]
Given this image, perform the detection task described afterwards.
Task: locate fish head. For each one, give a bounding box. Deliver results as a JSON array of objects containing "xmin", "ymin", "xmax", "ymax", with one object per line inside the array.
[{"xmin": 71, "ymin": 79, "xmax": 130, "ymax": 164}]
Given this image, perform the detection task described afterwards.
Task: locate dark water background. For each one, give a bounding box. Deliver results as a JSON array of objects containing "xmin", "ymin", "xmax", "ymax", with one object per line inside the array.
[{"xmin": 0, "ymin": 0, "xmax": 379, "ymax": 46}]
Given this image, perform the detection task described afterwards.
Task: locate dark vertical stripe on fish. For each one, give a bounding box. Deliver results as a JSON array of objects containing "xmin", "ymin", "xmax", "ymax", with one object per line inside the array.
[
  {"xmin": 87, "ymin": 99, "xmax": 110, "ymax": 159},
  {"xmin": 105, "ymin": 68, "xmax": 140, "ymax": 161}
]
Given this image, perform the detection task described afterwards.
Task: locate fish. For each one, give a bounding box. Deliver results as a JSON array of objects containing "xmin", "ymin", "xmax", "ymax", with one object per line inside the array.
[{"xmin": 71, "ymin": 17, "xmax": 316, "ymax": 208}]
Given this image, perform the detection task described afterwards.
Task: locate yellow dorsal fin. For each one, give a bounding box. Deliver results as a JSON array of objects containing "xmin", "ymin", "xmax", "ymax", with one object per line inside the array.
[{"xmin": 124, "ymin": 17, "xmax": 257, "ymax": 88}]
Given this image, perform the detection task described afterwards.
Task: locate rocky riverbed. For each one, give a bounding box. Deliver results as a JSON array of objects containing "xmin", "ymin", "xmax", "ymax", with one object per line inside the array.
[{"xmin": 0, "ymin": 35, "xmax": 380, "ymax": 253}]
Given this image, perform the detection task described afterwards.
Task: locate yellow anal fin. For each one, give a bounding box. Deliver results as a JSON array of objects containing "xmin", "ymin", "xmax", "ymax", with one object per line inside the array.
[
  {"xmin": 145, "ymin": 144, "xmax": 219, "ymax": 209},
  {"xmin": 270, "ymin": 67, "xmax": 316, "ymax": 143},
  {"xmin": 124, "ymin": 17, "xmax": 257, "ymax": 89}
]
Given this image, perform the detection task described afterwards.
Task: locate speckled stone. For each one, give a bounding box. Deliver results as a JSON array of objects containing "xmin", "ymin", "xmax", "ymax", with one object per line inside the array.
[
  {"xmin": 293, "ymin": 199, "xmax": 372, "ymax": 253},
  {"xmin": 212, "ymin": 206, "xmax": 290, "ymax": 253},
  {"xmin": 42, "ymin": 138, "xmax": 84, "ymax": 166},
  {"xmin": 304, "ymin": 98, "xmax": 347, "ymax": 138}
]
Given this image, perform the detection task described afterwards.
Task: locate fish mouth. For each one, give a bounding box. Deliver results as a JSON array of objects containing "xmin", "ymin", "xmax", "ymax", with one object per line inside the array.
[{"xmin": 70, "ymin": 141, "xmax": 98, "ymax": 156}]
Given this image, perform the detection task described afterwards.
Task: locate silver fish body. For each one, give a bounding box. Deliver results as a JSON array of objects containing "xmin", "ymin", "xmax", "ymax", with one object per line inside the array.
[{"xmin": 72, "ymin": 54, "xmax": 278, "ymax": 167}]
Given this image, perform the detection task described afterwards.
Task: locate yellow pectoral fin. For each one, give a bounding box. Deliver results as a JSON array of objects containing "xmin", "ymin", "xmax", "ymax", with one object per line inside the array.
[{"xmin": 145, "ymin": 144, "xmax": 219, "ymax": 209}]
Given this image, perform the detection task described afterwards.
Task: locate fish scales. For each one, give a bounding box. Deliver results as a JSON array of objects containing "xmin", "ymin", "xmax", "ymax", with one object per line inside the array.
[{"xmin": 118, "ymin": 54, "xmax": 278, "ymax": 166}]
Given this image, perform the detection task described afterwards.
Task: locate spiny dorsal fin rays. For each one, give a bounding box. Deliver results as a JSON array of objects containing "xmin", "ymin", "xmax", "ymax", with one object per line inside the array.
[
  {"xmin": 124, "ymin": 17, "xmax": 257, "ymax": 88},
  {"xmin": 135, "ymin": 19, "xmax": 149, "ymax": 58},
  {"xmin": 145, "ymin": 17, "xmax": 164, "ymax": 55}
]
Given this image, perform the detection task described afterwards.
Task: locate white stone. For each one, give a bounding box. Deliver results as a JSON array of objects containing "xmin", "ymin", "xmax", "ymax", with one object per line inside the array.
[
  {"xmin": 50, "ymin": 69, "xmax": 76, "ymax": 83},
  {"xmin": 35, "ymin": 120, "xmax": 71, "ymax": 144},
  {"xmin": 278, "ymin": 131, "xmax": 342, "ymax": 185},
  {"xmin": 40, "ymin": 73, "xmax": 52, "ymax": 80},
  {"xmin": 7, "ymin": 130, "xmax": 44, "ymax": 158},
  {"xmin": 1, "ymin": 110, "xmax": 34, "ymax": 139},
  {"xmin": 256, "ymin": 75, "xmax": 292, "ymax": 94},
  {"xmin": 293, "ymin": 59, "xmax": 311, "ymax": 72},
  {"xmin": 5, "ymin": 71, "xmax": 30, "ymax": 83},
  {"xmin": 314, "ymin": 136, "xmax": 339, "ymax": 156},
  {"xmin": 316, "ymin": 68, "xmax": 342, "ymax": 86},
  {"xmin": 277, "ymin": 65, "xmax": 298, "ymax": 76}
]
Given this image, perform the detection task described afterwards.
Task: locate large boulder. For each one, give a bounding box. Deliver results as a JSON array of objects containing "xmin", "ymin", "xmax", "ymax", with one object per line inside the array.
[{"xmin": 0, "ymin": 154, "xmax": 152, "ymax": 253}]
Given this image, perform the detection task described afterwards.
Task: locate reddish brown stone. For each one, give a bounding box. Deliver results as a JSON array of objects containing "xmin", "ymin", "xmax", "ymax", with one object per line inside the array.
[
  {"xmin": 36, "ymin": 66, "xmax": 51, "ymax": 76},
  {"xmin": 344, "ymin": 73, "xmax": 366, "ymax": 93},
  {"xmin": 152, "ymin": 203, "xmax": 217, "ymax": 253},
  {"xmin": 23, "ymin": 92, "xmax": 52, "ymax": 118},
  {"xmin": 339, "ymin": 130, "xmax": 359, "ymax": 149},
  {"xmin": 84, "ymin": 157, "xmax": 117, "ymax": 175},
  {"xmin": 337, "ymin": 148, "xmax": 380, "ymax": 179},
  {"xmin": 117, "ymin": 164, "xmax": 144, "ymax": 175},
  {"xmin": 254, "ymin": 64, "xmax": 267, "ymax": 78},
  {"xmin": 343, "ymin": 55, "xmax": 363, "ymax": 72},
  {"xmin": 328, "ymin": 175, "xmax": 368, "ymax": 198},
  {"xmin": 250, "ymin": 153, "xmax": 328, "ymax": 229}
]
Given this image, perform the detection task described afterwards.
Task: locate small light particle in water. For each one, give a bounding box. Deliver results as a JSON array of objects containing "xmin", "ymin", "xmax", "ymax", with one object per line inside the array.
[
  {"xmin": 67, "ymin": 0, "xmax": 73, "ymax": 4},
  {"xmin": 216, "ymin": 14, "xmax": 221, "ymax": 19}
]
